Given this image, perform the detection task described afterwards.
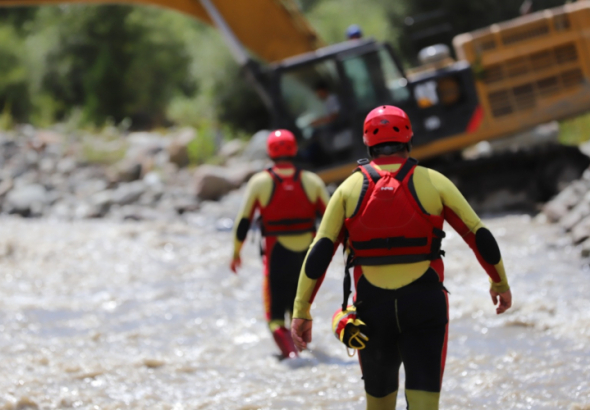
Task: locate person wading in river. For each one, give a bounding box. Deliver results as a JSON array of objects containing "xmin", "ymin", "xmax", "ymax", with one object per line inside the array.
[
  {"xmin": 231, "ymin": 129, "xmax": 329, "ymax": 360},
  {"xmin": 291, "ymin": 105, "xmax": 512, "ymax": 409}
]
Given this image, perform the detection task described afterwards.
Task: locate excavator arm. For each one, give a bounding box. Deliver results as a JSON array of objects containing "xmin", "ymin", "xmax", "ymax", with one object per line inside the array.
[{"xmin": 0, "ymin": 0, "xmax": 323, "ymax": 63}]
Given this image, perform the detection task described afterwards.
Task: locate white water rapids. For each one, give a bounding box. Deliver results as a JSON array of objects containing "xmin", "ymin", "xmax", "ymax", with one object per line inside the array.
[{"xmin": 1, "ymin": 197, "xmax": 589, "ymax": 409}]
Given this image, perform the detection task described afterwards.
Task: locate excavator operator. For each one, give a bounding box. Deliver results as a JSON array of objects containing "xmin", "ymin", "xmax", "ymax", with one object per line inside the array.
[
  {"xmin": 291, "ymin": 106, "xmax": 512, "ymax": 409},
  {"xmin": 231, "ymin": 129, "xmax": 329, "ymax": 360}
]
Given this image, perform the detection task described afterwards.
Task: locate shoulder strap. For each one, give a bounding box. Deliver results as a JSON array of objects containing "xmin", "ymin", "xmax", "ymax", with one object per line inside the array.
[
  {"xmin": 361, "ymin": 164, "xmax": 381, "ymax": 184},
  {"xmin": 266, "ymin": 167, "xmax": 283, "ymax": 183},
  {"xmin": 394, "ymin": 158, "xmax": 418, "ymax": 182},
  {"xmin": 293, "ymin": 167, "xmax": 301, "ymax": 182}
]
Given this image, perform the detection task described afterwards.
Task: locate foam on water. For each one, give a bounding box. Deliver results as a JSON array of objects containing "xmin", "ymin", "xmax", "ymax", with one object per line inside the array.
[{"xmin": 0, "ymin": 214, "xmax": 588, "ymax": 409}]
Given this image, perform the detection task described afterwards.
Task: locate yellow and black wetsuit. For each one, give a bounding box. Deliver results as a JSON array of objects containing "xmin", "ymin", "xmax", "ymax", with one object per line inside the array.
[
  {"xmin": 233, "ymin": 164, "xmax": 329, "ymax": 332},
  {"xmin": 293, "ymin": 157, "xmax": 509, "ymax": 410}
]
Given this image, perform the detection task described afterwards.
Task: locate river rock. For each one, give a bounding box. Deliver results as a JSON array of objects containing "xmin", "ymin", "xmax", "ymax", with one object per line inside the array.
[
  {"xmin": 0, "ymin": 177, "xmax": 13, "ymax": 198},
  {"xmin": 111, "ymin": 181, "xmax": 146, "ymax": 206},
  {"xmin": 543, "ymin": 180, "xmax": 590, "ymax": 222},
  {"xmin": 56, "ymin": 157, "xmax": 77, "ymax": 175},
  {"xmin": 74, "ymin": 179, "xmax": 109, "ymax": 199},
  {"xmin": 4, "ymin": 184, "xmax": 48, "ymax": 216},
  {"xmin": 219, "ymin": 139, "xmax": 245, "ymax": 160},
  {"xmin": 241, "ymin": 130, "xmax": 270, "ymax": 161},
  {"xmin": 111, "ymin": 159, "xmax": 142, "ymax": 183},
  {"xmin": 167, "ymin": 128, "xmax": 195, "ymax": 168},
  {"xmin": 560, "ymin": 191, "xmax": 590, "ymax": 232},
  {"xmin": 193, "ymin": 165, "xmax": 237, "ymax": 201},
  {"xmin": 571, "ymin": 214, "xmax": 590, "ymax": 244}
]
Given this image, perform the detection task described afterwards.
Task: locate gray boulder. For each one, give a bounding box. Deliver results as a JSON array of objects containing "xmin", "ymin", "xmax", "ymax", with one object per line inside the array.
[
  {"xmin": 167, "ymin": 128, "xmax": 195, "ymax": 168},
  {"xmin": 219, "ymin": 139, "xmax": 245, "ymax": 161},
  {"xmin": 5, "ymin": 184, "xmax": 48, "ymax": 216},
  {"xmin": 111, "ymin": 181, "xmax": 146, "ymax": 206},
  {"xmin": 560, "ymin": 191, "xmax": 590, "ymax": 232},
  {"xmin": 543, "ymin": 180, "xmax": 590, "ymax": 222},
  {"xmin": 193, "ymin": 165, "xmax": 237, "ymax": 201},
  {"xmin": 241, "ymin": 130, "xmax": 270, "ymax": 161},
  {"xmin": 572, "ymin": 215, "xmax": 590, "ymax": 244},
  {"xmin": 193, "ymin": 163, "xmax": 257, "ymax": 201}
]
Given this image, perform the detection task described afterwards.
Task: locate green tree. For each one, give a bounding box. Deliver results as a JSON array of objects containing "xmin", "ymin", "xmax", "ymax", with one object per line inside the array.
[
  {"xmin": 0, "ymin": 25, "xmax": 30, "ymax": 123},
  {"xmin": 39, "ymin": 5, "xmax": 194, "ymax": 128}
]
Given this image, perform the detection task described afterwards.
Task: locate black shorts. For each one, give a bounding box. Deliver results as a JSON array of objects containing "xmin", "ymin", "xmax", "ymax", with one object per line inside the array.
[{"xmin": 355, "ymin": 268, "xmax": 449, "ymax": 398}]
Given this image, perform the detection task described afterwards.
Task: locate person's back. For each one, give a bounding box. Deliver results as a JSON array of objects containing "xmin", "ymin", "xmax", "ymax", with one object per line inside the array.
[
  {"xmin": 231, "ymin": 129, "xmax": 329, "ymax": 360},
  {"xmin": 291, "ymin": 106, "xmax": 511, "ymax": 409}
]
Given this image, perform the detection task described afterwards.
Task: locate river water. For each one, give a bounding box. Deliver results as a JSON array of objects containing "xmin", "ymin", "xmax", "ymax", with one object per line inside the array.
[{"xmin": 1, "ymin": 200, "xmax": 589, "ymax": 409}]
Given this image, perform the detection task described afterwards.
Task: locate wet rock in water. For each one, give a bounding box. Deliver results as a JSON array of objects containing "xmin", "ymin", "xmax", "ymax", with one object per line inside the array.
[
  {"xmin": 193, "ymin": 165, "xmax": 238, "ymax": 201},
  {"xmin": 241, "ymin": 129, "xmax": 270, "ymax": 161},
  {"xmin": 114, "ymin": 205, "xmax": 165, "ymax": 221},
  {"xmin": 572, "ymin": 215, "xmax": 590, "ymax": 244},
  {"xmin": 560, "ymin": 192, "xmax": 590, "ymax": 232},
  {"xmin": 4, "ymin": 184, "xmax": 48, "ymax": 216},
  {"xmin": 111, "ymin": 181, "xmax": 146, "ymax": 206},
  {"xmin": 167, "ymin": 127, "xmax": 195, "ymax": 168},
  {"xmin": 15, "ymin": 397, "xmax": 39, "ymax": 410},
  {"xmin": 543, "ymin": 179, "xmax": 590, "ymax": 222},
  {"xmin": 581, "ymin": 239, "xmax": 590, "ymax": 257},
  {"xmin": 219, "ymin": 139, "xmax": 245, "ymax": 161}
]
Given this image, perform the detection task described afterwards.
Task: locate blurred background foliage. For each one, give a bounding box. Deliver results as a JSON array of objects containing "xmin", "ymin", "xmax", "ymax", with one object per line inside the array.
[{"xmin": 0, "ymin": 0, "xmax": 573, "ymax": 135}]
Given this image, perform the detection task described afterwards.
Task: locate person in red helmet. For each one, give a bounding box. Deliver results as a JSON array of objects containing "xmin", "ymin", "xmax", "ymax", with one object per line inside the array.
[
  {"xmin": 231, "ymin": 129, "xmax": 329, "ymax": 360},
  {"xmin": 291, "ymin": 106, "xmax": 512, "ymax": 408}
]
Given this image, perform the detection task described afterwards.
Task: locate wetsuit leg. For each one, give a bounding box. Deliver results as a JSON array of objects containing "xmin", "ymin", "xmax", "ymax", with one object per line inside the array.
[
  {"xmin": 267, "ymin": 240, "xmax": 306, "ymax": 358},
  {"xmin": 356, "ymin": 275, "xmax": 402, "ymax": 399},
  {"xmin": 262, "ymin": 237, "xmax": 277, "ymax": 325},
  {"xmin": 355, "ymin": 269, "xmax": 448, "ymax": 410},
  {"xmin": 268, "ymin": 241, "xmax": 307, "ymax": 324},
  {"xmin": 397, "ymin": 270, "xmax": 448, "ymax": 410}
]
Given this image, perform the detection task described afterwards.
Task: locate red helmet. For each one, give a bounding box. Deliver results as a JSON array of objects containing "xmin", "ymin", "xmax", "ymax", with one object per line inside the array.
[
  {"xmin": 267, "ymin": 129, "xmax": 297, "ymax": 159},
  {"xmin": 363, "ymin": 105, "xmax": 413, "ymax": 147}
]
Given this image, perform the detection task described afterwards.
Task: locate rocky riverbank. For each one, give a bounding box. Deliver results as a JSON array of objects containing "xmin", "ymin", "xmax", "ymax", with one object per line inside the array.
[
  {"xmin": 0, "ymin": 126, "xmax": 270, "ymax": 222},
  {"xmin": 543, "ymin": 163, "xmax": 590, "ymax": 256}
]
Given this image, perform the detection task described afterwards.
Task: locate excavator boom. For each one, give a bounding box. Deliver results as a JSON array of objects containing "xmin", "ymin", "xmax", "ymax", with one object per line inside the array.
[{"xmin": 0, "ymin": 0, "xmax": 323, "ymax": 63}]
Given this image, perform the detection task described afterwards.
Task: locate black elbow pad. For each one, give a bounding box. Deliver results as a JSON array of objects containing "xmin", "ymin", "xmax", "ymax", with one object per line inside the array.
[
  {"xmin": 305, "ymin": 238, "xmax": 334, "ymax": 279},
  {"xmin": 236, "ymin": 218, "xmax": 251, "ymax": 241},
  {"xmin": 475, "ymin": 228, "xmax": 501, "ymax": 265}
]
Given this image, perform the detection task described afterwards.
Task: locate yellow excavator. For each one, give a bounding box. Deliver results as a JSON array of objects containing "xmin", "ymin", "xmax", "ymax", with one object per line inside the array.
[{"xmin": 1, "ymin": 0, "xmax": 590, "ymax": 209}]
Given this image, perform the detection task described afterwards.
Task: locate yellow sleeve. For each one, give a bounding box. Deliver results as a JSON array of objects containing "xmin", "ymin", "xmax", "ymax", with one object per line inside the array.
[
  {"xmin": 429, "ymin": 169, "xmax": 510, "ymax": 293},
  {"xmin": 293, "ymin": 173, "xmax": 362, "ymax": 320},
  {"xmin": 301, "ymin": 171, "xmax": 330, "ymax": 215},
  {"xmin": 231, "ymin": 172, "xmax": 270, "ymax": 259}
]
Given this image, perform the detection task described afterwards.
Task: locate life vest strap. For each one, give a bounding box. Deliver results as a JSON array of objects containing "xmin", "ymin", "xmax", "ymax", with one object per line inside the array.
[
  {"xmin": 352, "ymin": 236, "xmax": 428, "ymax": 250},
  {"xmin": 353, "ymin": 253, "xmax": 433, "ymax": 266},
  {"xmin": 265, "ymin": 217, "xmax": 315, "ymax": 226},
  {"xmin": 261, "ymin": 227, "xmax": 316, "ymax": 237},
  {"xmin": 266, "ymin": 167, "xmax": 284, "ymax": 183},
  {"xmin": 361, "ymin": 164, "xmax": 381, "ymax": 184},
  {"xmin": 395, "ymin": 157, "xmax": 418, "ymax": 182}
]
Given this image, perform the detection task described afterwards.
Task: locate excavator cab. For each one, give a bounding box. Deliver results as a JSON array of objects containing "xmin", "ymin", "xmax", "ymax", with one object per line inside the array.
[{"xmin": 268, "ymin": 38, "xmax": 480, "ymax": 173}]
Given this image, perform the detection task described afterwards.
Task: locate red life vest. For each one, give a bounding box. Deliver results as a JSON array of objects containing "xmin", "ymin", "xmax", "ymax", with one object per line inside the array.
[
  {"xmin": 260, "ymin": 166, "xmax": 317, "ymax": 236},
  {"xmin": 344, "ymin": 158, "xmax": 445, "ymax": 266}
]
